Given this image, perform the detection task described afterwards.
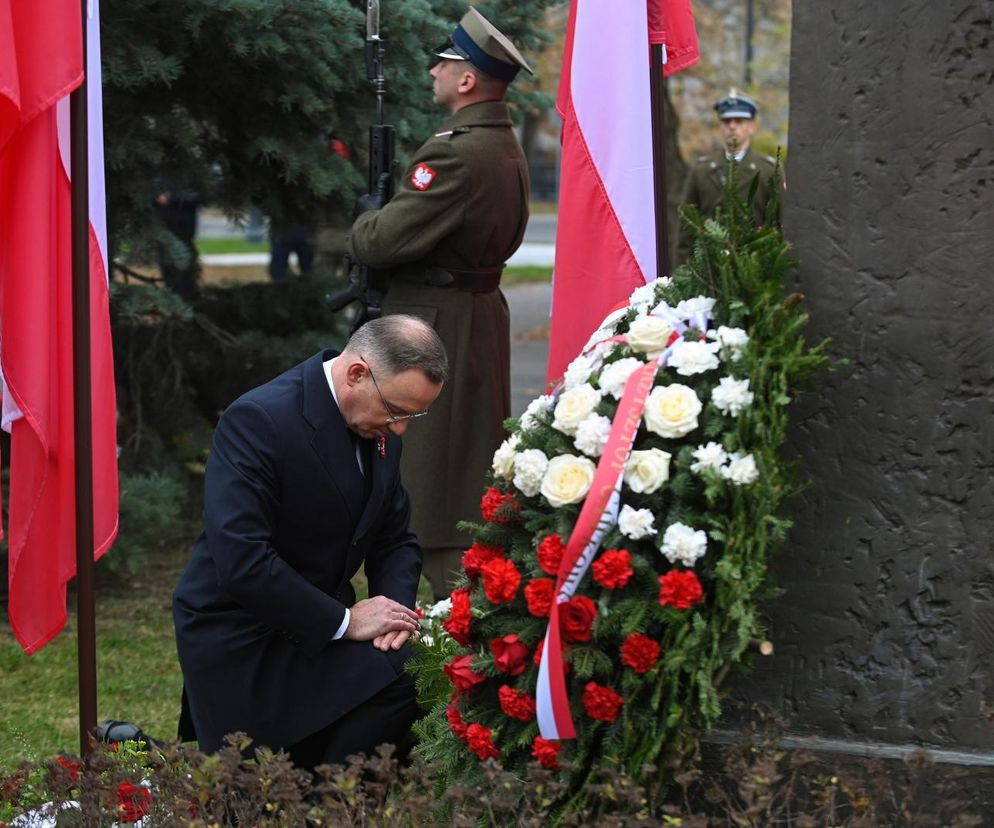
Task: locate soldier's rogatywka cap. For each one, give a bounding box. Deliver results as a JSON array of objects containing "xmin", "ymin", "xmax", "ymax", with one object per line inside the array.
[
  {"xmin": 432, "ymin": 7, "xmax": 534, "ymax": 83},
  {"xmin": 714, "ymin": 88, "xmax": 758, "ymax": 120}
]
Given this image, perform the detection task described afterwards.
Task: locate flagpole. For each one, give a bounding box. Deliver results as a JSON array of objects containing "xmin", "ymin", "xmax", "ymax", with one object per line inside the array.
[
  {"xmin": 70, "ymin": 0, "xmax": 99, "ymax": 758},
  {"xmin": 649, "ymin": 43, "xmax": 670, "ymax": 278}
]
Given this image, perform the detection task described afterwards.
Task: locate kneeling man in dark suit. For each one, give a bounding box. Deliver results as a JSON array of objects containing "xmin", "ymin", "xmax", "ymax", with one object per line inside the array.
[{"xmin": 173, "ymin": 315, "xmax": 447, "ymax": 770}]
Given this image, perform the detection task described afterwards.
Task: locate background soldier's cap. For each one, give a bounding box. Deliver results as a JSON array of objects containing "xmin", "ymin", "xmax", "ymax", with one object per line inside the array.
[
  {"xmin": 432, "ymin": 7, "xmax": 534, "ymax": 82},
  {"xmin": 714, "ymin": 88, "xmax": 758, "ymax": 120}
]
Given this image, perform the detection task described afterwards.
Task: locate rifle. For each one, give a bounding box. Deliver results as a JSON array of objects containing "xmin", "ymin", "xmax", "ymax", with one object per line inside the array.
[{"xmin": 327, "ymin": 0, "xmax": 395, "ymax": 332}]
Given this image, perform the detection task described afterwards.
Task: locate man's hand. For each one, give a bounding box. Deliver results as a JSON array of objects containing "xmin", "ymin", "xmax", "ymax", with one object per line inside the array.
[{"xmin": 345, "ymin": 596, "xmax": 418, "ymax": 645}]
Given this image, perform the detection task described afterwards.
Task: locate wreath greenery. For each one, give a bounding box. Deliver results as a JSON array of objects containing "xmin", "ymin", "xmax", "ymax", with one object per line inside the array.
[{"xmin": 409, "ymin": 174, "xmax": 826, "ymax": 804}]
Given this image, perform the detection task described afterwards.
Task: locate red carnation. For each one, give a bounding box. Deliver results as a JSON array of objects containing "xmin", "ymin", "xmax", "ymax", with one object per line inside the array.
[
  {"xmin": 444, "ymin": 654, "xmax": 486, "ymax": 694},
  {"xmin": 559, "ymin": 594, "xmax": 597, "ymax": 642},
  {"xmin": 465, "ymin": 723, "xmax": 499, "ymax": 761},
  {"xmin": 531, "ymin": 736, "xmax": 561, "ymax": 769},
  {"xmin": 591, "ymin": 548, "xmax": 634, "ymax": 589},
  {"xmin": 582, "ymin": 681, "xmax": 624, "ymax": 723},
  {"xmin": 482, "ymin": 557, "xmax": 521, "ymax": 604},
  {"xmin": 442, "ymin": 587, "xmax": 472, "ymax": 645},
  {"xmin": 498, "ymin": 684, "xmax": 536, "ymax": 721},
  {"xmin": 536, "ymin": 534, "xmax": 566, "ymax": 576},
  {"xmin": 481, "ymin": 487, "xmax": 519, "ymax": 524},
  {"xmin": 524, "ymin": 578, "xmax": 555, "ymax": 617},
  {"xmin": 446, "ymin": 701, "xmax": 468, "ymax": 741},
  {"xmin": 658, "ymin": 569, "xmax": 704, "ymax": 610},
  {"xmin": 490, "ymin": 633, "xmax": 530, "ymax": 676},
  {"xmin": 462, "ymin": 542, "xmax": 504, "ymax": 579},
  {"xmin": 54, "ymin": 756, "xmax": 79, "ymax": 781},
  {"xmin": 533, "ymin": 638, "xmax": 570, "ymax": 671},
  {"xmin": 116, "ymin": 781, "xmax": 153, "ymax": 823},
  {"xmin": 620, "ymin": 632, "xmax": 661, "ymax": 674}
]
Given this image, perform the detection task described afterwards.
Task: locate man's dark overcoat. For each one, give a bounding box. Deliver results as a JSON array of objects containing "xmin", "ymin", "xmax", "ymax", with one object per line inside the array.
[
  {"xmin": 348, "ymin": 100, "xmax": 529, "ymax": 552},
  {"xmin": 173, "ymin": 350, "xmax": 421, "ymax": 753},
  {"xmin": 676, "ymin": 146, "xmax": 780, "ymax": 263}
]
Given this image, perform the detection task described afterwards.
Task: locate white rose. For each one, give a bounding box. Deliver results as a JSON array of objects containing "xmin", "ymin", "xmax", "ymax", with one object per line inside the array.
[
  {"xmin": 676, "ymin": 295, "xmax": 717, "ymax": 321},
  {"xmin": 711, "ymin": 376, "xmax": 754, "ymax": 416},
  {"xmin": 513, "ymin": 448, "xmax": 550, "ymax": 497},
  {"xmin": 691, "ymin": 441, "xmax": 728, "ymax": 473},
  {"xmin": 491, "ymin": 434, "xmax": 520, "ymax": 481},
  {"xmin": 643, "ymin": 383, "xmax": 702, "ymax": 438},
  {"xmin": 618, "ymin": 504, "xmax": 656, "ymax": 539},
  {"xmin": 598, "ymin": 357, "xmax": 644, "ymax": 400},
  {"xmin": 563, "ymin": 352, "xmax": 597, "ymax": 390},
  {"xmin": 427, "ymin": 597, "xmax": 452, "ymax": 619},
  {"xmin": 574, "ymin": 413, "xmax": 613, "ymax": 458},
  {"xmin": 626, "ymin": 315, "xmax": 676, "ymax": 358},
  {"xmin": 552, "ymin": 384, "xmax": 602, "ymax": 436},
  {"xmin": 660, "ymin": 522, "xmax": 708, "ymax": 567},
  {"xmin": 668, "ymin": 339, "xmax": 721, "ymax": 376},
  {"xmin": 624, "ymin": 448, "xmax": 672, "ymax": 494},
  {"xmin": 541, "ymin": 454, "xmax": 596, "ymax": 507},
  {"xmin": 520, "ymin": 394, "xmax": 554, "ymax": 431},
  {"xmin": 712, "ymin": 325, "xmax": 749, "ymax": 361},
  {"xmin": 722, "ymin": 452, "xmax": 759, "ymax": 485}
]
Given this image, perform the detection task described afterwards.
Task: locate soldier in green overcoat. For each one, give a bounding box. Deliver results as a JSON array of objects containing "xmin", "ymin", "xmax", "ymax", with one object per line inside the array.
[
  {"xmin": 348, "ymin": 8, "xmax": 532, "ymax": 598},
  {"xmin": 676, "ymin": 89, "xmax": 780, "ymax": 264}
]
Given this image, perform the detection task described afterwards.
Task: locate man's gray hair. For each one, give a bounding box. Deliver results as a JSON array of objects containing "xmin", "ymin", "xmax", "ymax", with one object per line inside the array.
[{"xmin": 344, "ymin": 315, "xmax": 448, "ymax": 384}]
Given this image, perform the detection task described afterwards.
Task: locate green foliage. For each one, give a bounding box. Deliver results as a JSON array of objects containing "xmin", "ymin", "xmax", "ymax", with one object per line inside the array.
[
  {"xmin": 111, "ymin": 277, "xmax": 348, "ymax": 482},
  {"xmin": 101, "ymin": 473, "xmax": 187, "ymax": 577},
  {"xmin": 409, "ymin": 167, "xmax": 828, "ymax": 808}
]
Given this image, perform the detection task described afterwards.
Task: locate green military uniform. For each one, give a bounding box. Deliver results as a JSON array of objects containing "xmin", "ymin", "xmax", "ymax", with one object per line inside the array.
[
  {"xmin": 348, "ymin": 99, "xmax": 529, "ymax": 593},
  {"xmin": 676, "ymin": 146, "xmax": 779, "ymax": 263}
]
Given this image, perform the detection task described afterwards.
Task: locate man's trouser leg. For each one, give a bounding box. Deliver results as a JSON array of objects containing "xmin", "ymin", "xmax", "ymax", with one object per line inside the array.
[{"xmin": 420, "ymin": 547, "xmax": 464, "ymax": 601}]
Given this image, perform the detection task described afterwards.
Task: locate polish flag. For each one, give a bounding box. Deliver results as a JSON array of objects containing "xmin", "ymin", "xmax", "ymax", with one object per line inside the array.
[
  {"xmin": 0, "ymin": 0, "xmax": 119, "ymax": 654},
  {"xmin": 546, "ymin": 0, "xmax": 699, "ymax": 382}
]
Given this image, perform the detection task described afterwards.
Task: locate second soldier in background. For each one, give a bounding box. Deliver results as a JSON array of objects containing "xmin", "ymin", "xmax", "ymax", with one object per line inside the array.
[
  {"xmin": 676, "ymin": 89, "xmax": 780, "ymax": 264},
  {"xmin": 348, "ymin": 8, "xmax": 533, "ymax": 599}
]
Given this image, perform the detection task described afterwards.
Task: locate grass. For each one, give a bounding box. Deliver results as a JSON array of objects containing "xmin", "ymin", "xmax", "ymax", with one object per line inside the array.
[
  {"xmin": 0, "ymin": 547, "xmax": 437, "ymax": 768},
  {"xmin": 196, "ymin": 237, "xmax": 270, "ymax": 255}
]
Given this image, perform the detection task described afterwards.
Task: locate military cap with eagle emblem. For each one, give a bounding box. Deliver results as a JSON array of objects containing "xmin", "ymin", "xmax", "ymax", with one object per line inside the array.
[{"xmin": 714, "ymin": 88, "xmax": 759, "ymax": 120}]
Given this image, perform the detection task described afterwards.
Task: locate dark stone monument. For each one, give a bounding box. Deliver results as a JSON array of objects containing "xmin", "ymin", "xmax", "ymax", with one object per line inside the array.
[{"xmin": 724, "ymin": 0, "xmax": 994, "ymax": 805}]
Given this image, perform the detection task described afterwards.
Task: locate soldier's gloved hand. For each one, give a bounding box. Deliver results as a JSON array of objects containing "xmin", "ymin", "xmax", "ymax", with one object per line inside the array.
[{"xmin": 355, "ymin": 192, "xmax": 384, "ymax": 217}]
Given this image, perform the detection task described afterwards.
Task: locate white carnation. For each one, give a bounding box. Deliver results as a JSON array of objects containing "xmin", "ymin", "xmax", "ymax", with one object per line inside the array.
[
  {"xmin": 563, "ymin": 352, "xmax": 597, "ymax": 389},
  {"xmin": 618, "ymin": 504, "xmax": 656, "ymax": 540},
  {"xmin": 552, "ymin": 384, "xmax": 602, "ymax": 435},
  {"xmin": 513, "ymin": 448, "xmax": 550, "ymax": 497},
  {"xmin": 660, "ymin": 522, "xmax": 708, "ymax": 567},
  {"xmin": 722, "ymin": 452, "xmax": 759, "ymax": 485},
  {"xmin": 574, "ymin": 414, "xmax": 613, "ymax": 458},
  {"xmin": 675, "ymin": 295, "xmax": 717, "ymax": 321},
  {"xmin": 598, "ymin": 357, "xmax": 644, "ymax": 399},
  {"xmin": 426, "ymin": 597, "xmax": 452, "ymax": 619},
  {"xmin": 668, "ymin": 339, "xmax": 721, "ymax": 376},
  {"xmin": 628, "ymin": 281, "xmax": 658, "ymax": 312},
  {"xmin": 711, "ymin": 376, "xmax": 754, "ymax": 416},
  {"xmin": 491, "ymin": 434, "xmax": 520, "ymax": 481},
  {"xmin": 582, "ymin": 307, "xmax": 629, "ymax": 352},
  {"xmin": 520, "ymin": 394, "xmax": 554, "ymax": 431},
  {"xmin": 712, "ymin": 325, "xmax": 750, "ymax": 361},
  {"xmin": 691, "ymin": 441, "xmax": 728, "ymax": 473}
]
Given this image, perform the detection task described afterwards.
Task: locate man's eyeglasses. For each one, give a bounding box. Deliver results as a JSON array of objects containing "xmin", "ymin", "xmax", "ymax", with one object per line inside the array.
[{"xmin": 362, "ymin": 358, "xmax": 430, "ymax": 423}]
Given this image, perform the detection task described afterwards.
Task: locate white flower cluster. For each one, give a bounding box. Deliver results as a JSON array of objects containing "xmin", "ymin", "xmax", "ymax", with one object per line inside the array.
[
  {"xmin": 660, "ymin": 522, "xmax": 708, "ymax": 566},
  {"xmin": 690, "ymin": 442, "xmax": 760, "ymax": 486},
  {"xmin": 488, "ymin": 280, "xmax": 763, "ymax": 524}
]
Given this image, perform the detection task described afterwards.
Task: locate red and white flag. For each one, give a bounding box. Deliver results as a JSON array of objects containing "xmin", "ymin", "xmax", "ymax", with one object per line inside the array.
[
  {"xmin": 546, "ymin": 0, "xmax": 699, "ymax": 382},
  {"xmin": 0, "ymin": 0, "xmax": 119, "ymax": 654}
]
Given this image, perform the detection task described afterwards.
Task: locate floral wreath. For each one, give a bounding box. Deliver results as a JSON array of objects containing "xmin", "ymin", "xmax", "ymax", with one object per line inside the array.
[{"xmin": 410, "ymin": 214, "xmax": 825, "ymax": 795}]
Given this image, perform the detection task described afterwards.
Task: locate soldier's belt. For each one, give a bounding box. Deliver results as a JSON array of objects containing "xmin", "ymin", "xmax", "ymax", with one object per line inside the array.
[{"xmin": 422, "ymin": 266, "xmax": 501, "ymax": 293}]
